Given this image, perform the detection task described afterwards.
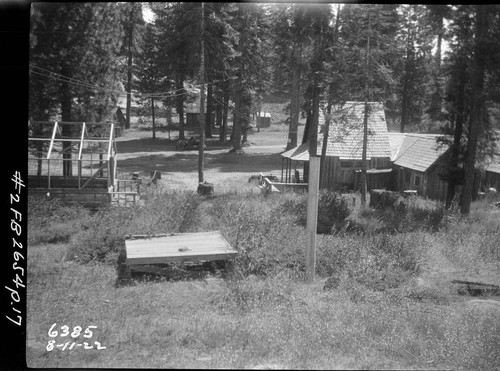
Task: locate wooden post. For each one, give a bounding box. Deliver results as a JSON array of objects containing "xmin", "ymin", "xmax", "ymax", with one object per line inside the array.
[
  {"xmin": 198, "ymin": 2, "xmax": 205, "ymax": 184},
  {"xmin": 48, "ymin": 159, "xmax": 51, "ymax": 189},
  {"xmin": 99, "ymin": 153, "xmax": 104, "ymax": 178},
  {"xmin": 281, "ymin": 158, "xmax": 284, "ymax": 182},
  {"xmin": 306, "ymin": 156, "xmax": 320, "ymax": 283}
]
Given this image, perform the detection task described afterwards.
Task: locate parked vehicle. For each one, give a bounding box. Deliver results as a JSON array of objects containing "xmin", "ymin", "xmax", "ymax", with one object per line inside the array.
[{"xmin": 175, "ymin": 137, "xmax": 206, "ymax": 151}]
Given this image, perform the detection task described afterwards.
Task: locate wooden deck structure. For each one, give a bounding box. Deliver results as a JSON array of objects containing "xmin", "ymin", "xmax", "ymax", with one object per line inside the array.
[
  {"xmin": 119, "ymin": 231, "xmax": 237, "ymax": 281},
  {"xmin": 125, "ymin": 231, "xmax": 237, "ymax": 266},
  {"xmin": 28, "ymin": 121, "xmax": 138, "ymax": 207}
]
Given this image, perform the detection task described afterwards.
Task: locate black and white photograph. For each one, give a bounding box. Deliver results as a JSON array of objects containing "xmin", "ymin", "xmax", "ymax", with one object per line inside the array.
[{"xmin": 10, "ymin": 1, "xmax": 500, "ymax": 369}]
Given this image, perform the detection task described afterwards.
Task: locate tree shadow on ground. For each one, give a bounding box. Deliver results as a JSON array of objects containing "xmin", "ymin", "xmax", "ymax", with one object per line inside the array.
[
  {"xmin": 116, "ymin": 137, "xmax": 232, "ymax": 154},
  {"xmin": 116, "ymin": 151, "xmax": 283, "ymax": 174}
]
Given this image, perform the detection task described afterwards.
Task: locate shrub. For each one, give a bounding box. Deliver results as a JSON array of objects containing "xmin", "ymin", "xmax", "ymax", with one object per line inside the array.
[
  {"xmin": 28, "ymin": 194, "xmax": 91, "ymax": 245},
  {"xmin": 349, "ymin": 196, "xmax": 450, "ymax": 235},
  {"xmin": 319, "ymin": 232, "xmax": 423, "ymax": 291},
  {"xmin": 219, "ymin": 272, "xmax": 296, "ymax": 313},
  {"xmin": 68, "ymin": 190, "xmax": 203, "ymax": 265},
  {"xmin": 276, "ymin": 190, "xmax": 351, "ymax": 234},
  {"xmin": 204, "ymin": 193, "xmax": 305, "ymax": 278}
]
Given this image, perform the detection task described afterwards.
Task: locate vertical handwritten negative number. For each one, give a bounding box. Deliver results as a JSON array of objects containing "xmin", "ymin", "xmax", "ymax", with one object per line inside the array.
[
  {"xmin": 46, "ymin": 340, "xmax": 55, "ymax": 351},
  {"xmin": 48, "ymin": 323, "xmax": 58, "ymax": 337},
  {"xmin": 95, "ymin": 341, "xmax": 106, "ymax": 350},
  {"xmin": 71, "ymin": 326, "xmax": 82, "ymax": 338},
  {"xmin": 83, "ymin": 325, "xmax": 97, "ymax": 338},
  {"xmin": 60, "ymin": 325, "xmax": 70, "ymax": 337}
]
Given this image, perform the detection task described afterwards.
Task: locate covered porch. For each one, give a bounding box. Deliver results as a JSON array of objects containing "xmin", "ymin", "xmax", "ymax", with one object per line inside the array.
[{"xmin": 280, "ymin": 143, "xmax": 309, "ymax": 184}]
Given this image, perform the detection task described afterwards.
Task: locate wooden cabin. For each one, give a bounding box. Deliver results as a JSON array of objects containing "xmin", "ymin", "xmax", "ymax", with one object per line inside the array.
[
  {"xmin": 482, "ymin": 153, "xmax": 500, "ymax": 191},
  {"xmin": 389, "ymin": 133, "xmax": 451, "ymax": 201},
  {"xmin": 281, "ymin": 102, "xmax": 392, "ymax": 191},
  {"xmin": 280, "ymin": 102, "xmax": 500, "ymax": 201}
]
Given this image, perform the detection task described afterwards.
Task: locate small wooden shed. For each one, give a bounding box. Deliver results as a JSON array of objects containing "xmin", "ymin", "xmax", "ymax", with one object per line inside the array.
[
  {"xmin": 256, "ymin": 112, "xmax": 271, "ymax": 128},
  {"xmin": 390, "ymin": 133, "xmax": 451, "ymax": 201},
  {"xmin": 483, "ymin": 153, "xmax": 500, "ymax": 191}
]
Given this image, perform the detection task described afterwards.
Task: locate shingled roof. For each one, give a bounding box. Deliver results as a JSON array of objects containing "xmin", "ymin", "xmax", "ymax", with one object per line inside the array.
[
  {"xmin": 316, "ymin": 102, "xmax": 391, "ymax": 159},
  {"xmin": 392, "ymin": 134, "xmax": 449, "ymax": 172},
  {"xmin": 483, "ymin": 130, "xmax": 500, "ymax": 174},
  {"xmin": 485, "ymin": 155, "xmax": 500, "ymax": 174},
  {"xmin": 281, "ymin": 142, "xmax": 310, "ymax": 161}
]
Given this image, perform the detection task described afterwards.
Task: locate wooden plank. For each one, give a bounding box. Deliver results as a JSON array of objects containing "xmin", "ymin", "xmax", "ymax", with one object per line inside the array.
[
  {"xmin": 127, "ymin": 253, "xmax": 236, "ymax": 265},
  {"xmin": 30, "ymin": 187, "xmax": 109, "ymax": 195},
  {"xmin": 47, "ymin": 121, "xmax": 58, "ymax": 159},
  {"xmin": 78, "ymin": 122, "xmax": 86, "ymax": 160},
  {"xmin": 30, "ymin": 121, "xmax": 114, "ymax": 126},
  {"xmin": 107, "ymin": 123, "xmax": 114, "ymax": 160},
  {"xmin": 29, "ymin": 138, "xmax": 112, "ymax": 143}
]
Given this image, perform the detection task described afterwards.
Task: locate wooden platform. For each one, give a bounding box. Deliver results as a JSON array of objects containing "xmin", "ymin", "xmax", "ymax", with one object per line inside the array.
[{"xmin": 124, "ymin": 231, "xmax": 237, "ymax": 266}]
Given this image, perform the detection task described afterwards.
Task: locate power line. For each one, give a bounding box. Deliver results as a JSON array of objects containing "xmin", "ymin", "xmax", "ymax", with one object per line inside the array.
[{"xmin": 29, "ymin": 63, "xmax": 192, "ymax": 98}]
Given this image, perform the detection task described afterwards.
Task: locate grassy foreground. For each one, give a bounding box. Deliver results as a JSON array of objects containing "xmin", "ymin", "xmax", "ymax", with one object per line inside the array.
[{"xmin": 27, "ymin": 188, "xmax": 500, "ymax": 369}]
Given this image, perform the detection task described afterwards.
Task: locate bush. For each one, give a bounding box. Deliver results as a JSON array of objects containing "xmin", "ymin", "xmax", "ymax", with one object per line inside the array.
[
  {"xmin": 204, "ymin": 193, "xmax": 305, "ymax": 278},
  {"xmin": 277, "ymin": 190, "xmax": 351, "ymax": 234},
  {"xmin": 28, "ymin": 194, "xmax": 91, "ymax": 245},
  {"xmin": 319, "ymin": 232, "xmax": 423, "ymax": 291},
  {"xmin": 219, "ymin": 272, "xmax": 296, "ymax": 313},
  {"xmin": 349, "ymin": 196, "xmax": 450, "ymax": 235},
  {"xmin": 68, "ymin": 190, "xmax": 203, "ymax": 265}
]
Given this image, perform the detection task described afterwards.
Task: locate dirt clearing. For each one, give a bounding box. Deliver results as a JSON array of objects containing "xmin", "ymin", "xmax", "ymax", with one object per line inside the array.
[{"xmin": 115, "ymin": 125, "xmax": 304, "ymax": 192}]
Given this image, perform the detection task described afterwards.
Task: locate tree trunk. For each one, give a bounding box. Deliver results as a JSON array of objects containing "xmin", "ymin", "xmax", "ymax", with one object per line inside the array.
[
  {"xmin": 232, "ymin": 85, "xmax": 242, "ymax": 151},
  {"xmin": 215, "ymin": 87, "xmax": 223, "ymax": 140},
  {"xmin": 176, "ymin": 73, "xmax": 185, "ymax": 140},
  {"xmin": 166, "ymin": 106, "xmax": 172, "ymax": 126},
  {"xmin": 461, "ymin": 5, "xmax": 488, "ymax": 214},
  {"xmin": 287, "ymin": 39, "xmax": 302, "ymax": 150},
  {"xmin": 151, "ymin": 97, "xmax": 156, "ymax": 139},
  {"xmin": 302, "ymin": 110, "xmax": 312, "ymax": 145},
  {"xmin": 400, "ymin": 20, "xmax": 414, "ymax": 133},
  {"xmin": 361, "ymin": 15, "xmax": 371, "ymax": 207},
  {"xmin": 60, "ymin": 75, "xmax": 73, "ymax": 177},
  {"xmin": 221, "ymin": 86, "xmax": 229, "ymax": 143},
  {"xmin": 125, "ymin": 14, "xmax": 133, "ymax": 130},
  {"xmin": 319, "ymin": 109, "xmax": 331, "ymax": 189},
  {"xmin": 446, "ymin": 60, "xmax": 466, "ymax": 207},
  {"xmin": 205, "ymin": 83, "xmax": 213, "ymax": 138}
]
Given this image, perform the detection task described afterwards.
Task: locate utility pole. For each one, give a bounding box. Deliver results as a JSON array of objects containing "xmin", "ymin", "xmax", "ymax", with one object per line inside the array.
[
  {"xmin": 198, "ymin": 2, "xmax": 205, "ymax": 184},
  {"xmin": 305, "ymin": 17, "xmax": 325, "ymax": 283},
  {"xmin": 361, "ymin": 14, "xmax": 371, "ymax": 207}
]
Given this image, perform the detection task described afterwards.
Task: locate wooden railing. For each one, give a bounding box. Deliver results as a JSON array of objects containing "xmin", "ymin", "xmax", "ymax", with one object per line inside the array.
[{"xmin": 260, "ymin": 175, "xmax": 308, "ymax": 194}]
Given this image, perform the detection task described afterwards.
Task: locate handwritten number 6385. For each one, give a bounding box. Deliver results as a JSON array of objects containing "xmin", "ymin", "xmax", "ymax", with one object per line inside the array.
[{"xmin": 48, "ymin": 323, "xmax": 97, "ymax": 338}]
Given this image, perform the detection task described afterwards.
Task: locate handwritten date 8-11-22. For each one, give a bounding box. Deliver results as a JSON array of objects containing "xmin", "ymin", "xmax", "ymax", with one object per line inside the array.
[{"xmin": 46, "ymin": 323, "xmax": 106, "ymax": 351}]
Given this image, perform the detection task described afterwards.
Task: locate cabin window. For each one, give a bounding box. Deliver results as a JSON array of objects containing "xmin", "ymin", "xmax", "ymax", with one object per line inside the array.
[
  {"xmin": 340, "ymin": 161, "xmax": 353, "ymax": 169},
  {"xmin": 354, "ymin": 161, "xmax": 363, "ymax": 168},
  {"xmin": 415, "ymin": 175, "xmax": 421, "ymax": 187}
]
